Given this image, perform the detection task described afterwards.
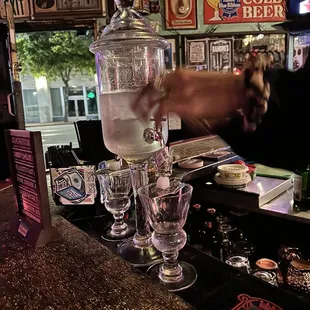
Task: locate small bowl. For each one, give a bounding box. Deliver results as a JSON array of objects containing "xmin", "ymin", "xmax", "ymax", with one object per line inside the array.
[{"xmin": 217, "ymin": 164, "xmax": 249, "ymax": 180}]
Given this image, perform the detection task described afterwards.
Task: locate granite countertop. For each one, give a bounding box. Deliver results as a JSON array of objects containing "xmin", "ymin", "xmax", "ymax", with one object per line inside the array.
[{"xmin": 0, "ymin": 187, "xmax": 192, "ymax": 310}]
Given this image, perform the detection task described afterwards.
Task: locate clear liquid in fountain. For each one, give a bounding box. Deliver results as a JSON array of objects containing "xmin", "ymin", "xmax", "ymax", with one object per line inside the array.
[
  {"xmin": 89, "ymin": 0, "xmax": 170, "ymax": 266},
  {"xmin": 101, "ymin": 92, "xmax": 168, "ymax": 163}
]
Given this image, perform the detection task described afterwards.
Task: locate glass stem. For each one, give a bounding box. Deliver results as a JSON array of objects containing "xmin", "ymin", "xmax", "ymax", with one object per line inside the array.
[
  {"xmin": 159, "ymin": 251, "xmax": 183, "ymax": 283},
  {"xmin": 111, "ymin": 212, "xmax": 126, "ymax": 235},
  {"xmin": 129, "ymin": 162, "xmax": 152, "ymax": 246}
]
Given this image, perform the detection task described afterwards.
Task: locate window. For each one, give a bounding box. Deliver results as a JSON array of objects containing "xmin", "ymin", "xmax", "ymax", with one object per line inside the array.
[
  {"xmin": 50, "ymin": 88, "xmax": 63, "ymax": 117},
  {"xmin": 69, "ymin": 86, "xmax": 84, "ymax": 96},
  {"xmin": 22, "ymin": 89, "xmax": 40, "ymax": 123},
  {"xmin": 86, "ymin": 86, "xmax": 98, "ymax": 115}
]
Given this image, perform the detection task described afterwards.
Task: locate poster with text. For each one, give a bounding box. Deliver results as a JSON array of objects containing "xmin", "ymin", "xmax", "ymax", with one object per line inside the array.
[
  {"xmin": 187, "ymin": 40, "xmax": 207, "ymax": 67},
  {"xmin": 165, "ymin": 0, "xmax": 197, "ymax": 29},
  {"xmin": 204, "ymin": 0, "xmax": 286, "ymax": 24},
  {"xmin": 208, "ymin": 38, "xmax": 233, "ymax": 73}
]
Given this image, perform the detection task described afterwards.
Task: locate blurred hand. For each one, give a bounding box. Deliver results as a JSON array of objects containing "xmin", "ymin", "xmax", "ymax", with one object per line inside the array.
[{"xmin": 131, "ymin": 69, "xmax": 246, "ymax": 124}]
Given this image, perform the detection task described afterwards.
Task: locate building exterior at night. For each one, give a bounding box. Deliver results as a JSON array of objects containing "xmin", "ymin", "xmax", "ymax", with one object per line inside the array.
[{"xmin": 21, "ymin": 73, "xmax": 99, "ymax": 124}]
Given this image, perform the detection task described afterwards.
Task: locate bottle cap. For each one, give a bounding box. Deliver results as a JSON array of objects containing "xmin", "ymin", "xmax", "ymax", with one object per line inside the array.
[
  {"xmin": 193, "ymin": 204, "xmax": 201, "ymax": 210},
  {"xmin": 207, "ymin": 208, "xmax": 216, "ymax": 214},
  {"xmin": 256, "ymin": 258, "xmax": 278, "ymax": 270}
]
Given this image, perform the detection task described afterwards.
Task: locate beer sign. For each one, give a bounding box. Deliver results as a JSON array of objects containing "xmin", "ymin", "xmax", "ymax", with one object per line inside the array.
[{"xmin": 204, "ymin": 0, "xmax": 286, "ymax": 24}]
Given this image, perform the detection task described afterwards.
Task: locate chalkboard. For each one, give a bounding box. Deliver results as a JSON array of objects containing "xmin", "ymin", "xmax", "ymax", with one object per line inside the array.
[{"xmin": 5, "ymin": 129, "xmax": 59, "ymax": 247}]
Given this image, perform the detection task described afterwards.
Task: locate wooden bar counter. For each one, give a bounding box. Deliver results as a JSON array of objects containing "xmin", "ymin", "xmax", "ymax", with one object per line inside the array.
[{"xmin": 0, "ymin": 187, "xmax": 192, "ymax": 310}]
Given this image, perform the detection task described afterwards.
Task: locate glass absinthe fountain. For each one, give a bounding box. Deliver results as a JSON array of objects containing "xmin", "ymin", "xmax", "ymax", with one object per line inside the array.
[{"xmin": 90, "ymin": 0, "xmax": 169, "ymax": 266}]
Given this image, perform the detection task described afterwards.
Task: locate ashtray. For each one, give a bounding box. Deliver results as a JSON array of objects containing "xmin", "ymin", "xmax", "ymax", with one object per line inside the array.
[
  {"xmin": 214, "ymin": 172, "xmax": 251, "ymax": 189},
  {"xmin": 217, "ymin": 164, "xmax": 249, "ymax": 180}
]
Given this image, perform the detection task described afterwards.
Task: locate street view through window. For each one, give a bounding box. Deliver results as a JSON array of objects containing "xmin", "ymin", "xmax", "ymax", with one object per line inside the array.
[{"xmin": 17, "ymin": 30, "xmax": 97, "ymax": 155}]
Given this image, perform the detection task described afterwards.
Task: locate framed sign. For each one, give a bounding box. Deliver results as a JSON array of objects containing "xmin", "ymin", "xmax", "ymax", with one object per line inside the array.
[
  {"xmin": 208, "ymin": 38, "xmax": 233, "ymax": 72},
  {"xmin": 33, "ymin": 0, "xmax": 104, "ymax": 18},
  {"xmin": 163, "ymin": 35, "xmax": 180, "ymax": 71},
  {"xmin": 165, "ymin": 0, "xmax": 197, "ymax": 29},
  {"xmin": 5, "ymin": 130, "xmax": 59, "ymax": 247},
  {"xmin": 204, "ymin": 0, "xmax": 286, "ymax": 24},
  {"xmin": 184, "ymin": 37, "xmax": 208, "ymax": 68},
  {"xmin": 0, "ymin": 0, "xmax": 31, "ymax": 19}
]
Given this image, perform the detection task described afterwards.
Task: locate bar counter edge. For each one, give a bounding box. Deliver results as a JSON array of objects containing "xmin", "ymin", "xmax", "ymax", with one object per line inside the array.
[{"xmin": 0, "ymin": 186, "xmax": 193, "ymax": 310}]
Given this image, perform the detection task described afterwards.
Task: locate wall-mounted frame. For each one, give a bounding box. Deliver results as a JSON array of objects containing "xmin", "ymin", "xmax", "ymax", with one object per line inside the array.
[
  {"xmin": 32, "ymin": 0, "xmax": 104, "ymax": 19},
  {"xmin": 203, "ymin": 0, "xmax": 286, "ymax": 24},
  {"xmin": 182, "ymin": 35, "xmax": 208, "ymax": 69},
  {"xmin": 208, "ymin": 38, "xmax": 233, "ymax": 73},
  {"xmin": 162, "ymin": 35, "xmax": 180, "ymax": 72},
  {"xmin": 181, "ymin": 31, "xmax": 288, "ymax": 71},
  {"xmin": 164, "ymin": 0, "xmax": 197, "ymax": 30}
]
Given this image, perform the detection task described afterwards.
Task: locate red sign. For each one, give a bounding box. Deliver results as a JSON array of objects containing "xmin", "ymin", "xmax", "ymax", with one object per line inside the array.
[
  {"xmin": 165, "ymin": 0, "xmax": 197, "ymax": 29},
  {"xmin": 204, "ymin": 0, "xmax": 286, "ymax": 24}
]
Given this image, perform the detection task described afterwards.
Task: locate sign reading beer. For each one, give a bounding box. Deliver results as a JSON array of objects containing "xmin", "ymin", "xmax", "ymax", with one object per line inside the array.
[
  {"xmin": 165, "ymin": 0, "xmax": 197, "ymax": 29},
  {"xmin": 5, "ymin": 129, "xmax": 59, "ymax": 247},
  {"xmin": 208, "ymin": 38, "xmax": 233, "ymax": 72},
  {"xmin": 204, "ymin": 0, "xmax": 286, "ymax": 24}
]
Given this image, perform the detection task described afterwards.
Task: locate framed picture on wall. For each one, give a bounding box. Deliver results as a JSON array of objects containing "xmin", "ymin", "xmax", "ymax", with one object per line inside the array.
[
  {"xmin": 208, "ymin": 38, "xmax": 233, "ymax": 73},
  {"xmin": 164, "ymin": 0, "xmax": 197, "ymax": 29},
  {"xmin": 162, "ymin": 35, "xmax": 180, "ymax": 72},
  {"xmin": 182, "ymin": 35, "xmax": 208, "ymax": 70}
]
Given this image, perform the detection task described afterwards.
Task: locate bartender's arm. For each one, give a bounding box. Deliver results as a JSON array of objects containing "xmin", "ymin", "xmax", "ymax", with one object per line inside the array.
[
  {"xmin": 218, "ymin": 66, "xmax": 310, "ymax": 171},
  {"xmin": 132, "ymin": 61, "xmax": 310, "ymax": 171}
]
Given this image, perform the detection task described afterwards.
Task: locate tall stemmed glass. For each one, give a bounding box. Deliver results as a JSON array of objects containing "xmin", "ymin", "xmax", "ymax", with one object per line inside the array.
[
  {"xmin": 96, "ymin": 169, "xmax": 135, "ymax": 242},
  {"xmin": 90, "ymin": 0, "xmax": 169, "ymax": 266},
  {"xmin": 138, "ymin": 182, "xmax": 197, "ymax": 292}
]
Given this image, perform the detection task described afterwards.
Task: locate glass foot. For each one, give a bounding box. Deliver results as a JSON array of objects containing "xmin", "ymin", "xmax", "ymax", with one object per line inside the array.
[
  {"xmin": 101, "ymin": 221, "xmax": 135, "ymax": 242},
  {"xmin": 117, "ymin": 237, "xmax": 163, "ymax": 267},
  {"xmin": 147, "ymin": 261, "xmax": 197, "ymax": 292}
]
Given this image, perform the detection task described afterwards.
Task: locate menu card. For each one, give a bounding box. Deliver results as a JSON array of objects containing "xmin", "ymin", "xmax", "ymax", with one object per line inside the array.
[{"xmin": 5, "ymin": 129, "xmax": 59, "ymax": 247}]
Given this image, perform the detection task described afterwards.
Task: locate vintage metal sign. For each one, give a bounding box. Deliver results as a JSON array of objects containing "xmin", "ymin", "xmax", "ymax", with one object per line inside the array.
[
  {"xmin": 165, "ymin": 0, "xmax": 197, "ymax": 29},
  {"xmin": 0, "ymin": 0, "xmax": 31, "ymax": 19},
  {"xmin": 33, "ymin": 0, "xmax": 105, "ymax": 18},
  {"xmin": 204, "ymin": 0, "xmax": 286, "ymax": 24}
]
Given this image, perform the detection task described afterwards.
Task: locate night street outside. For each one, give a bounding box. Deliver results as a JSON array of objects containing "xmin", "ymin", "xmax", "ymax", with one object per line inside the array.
[
  {"xmin": 26, "ymin": 123, "xmax": 79, "ymax": 156},
  {"xmin": 26, "ymin": 114, "xmax": 181, "ymax": 156}
]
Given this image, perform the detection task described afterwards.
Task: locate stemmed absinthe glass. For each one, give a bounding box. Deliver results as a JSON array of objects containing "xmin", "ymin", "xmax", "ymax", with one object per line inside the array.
[
  {"xmin": 138, "ymin": 182, "xmax": 197, "ymax": 292},
  {"xmin": 96, "ymin": 169, "xmax": 135, "ymax": 242}
]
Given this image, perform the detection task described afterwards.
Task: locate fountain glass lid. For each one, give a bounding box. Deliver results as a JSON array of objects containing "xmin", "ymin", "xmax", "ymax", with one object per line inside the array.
[{"xmin": 89, "ymin": 0, "xmax": 168, "ymax": 53}]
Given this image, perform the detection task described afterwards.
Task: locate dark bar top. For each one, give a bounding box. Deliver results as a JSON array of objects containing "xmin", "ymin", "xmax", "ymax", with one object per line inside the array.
[
  {"xmin": 2, "ymin": 184, "xmax": 310, "ymax": 310},
  {"xmin": 0, "ymin": 187, "xmax": 192, "ymax": 310}
]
